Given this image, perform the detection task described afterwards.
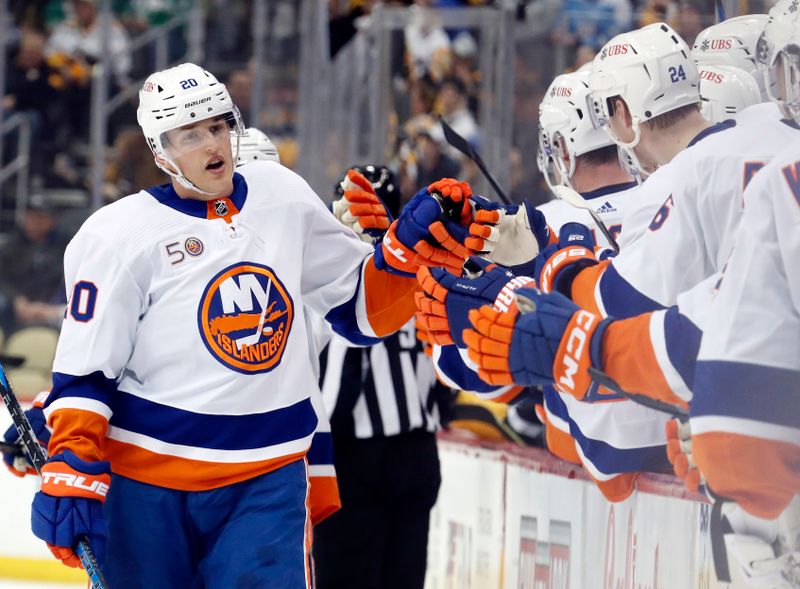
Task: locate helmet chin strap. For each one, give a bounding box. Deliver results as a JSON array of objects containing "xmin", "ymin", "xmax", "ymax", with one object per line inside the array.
[
  {"xmin": 157, "ymin": 157, "xmax": 224, "ymax": 197},
  {"xmin": 609, "ymin": 117, "xmax": 649, "ymax": 180},
  {"xmin": 155, "ymin": 134, "xmax": 242, "ymax": 198}
]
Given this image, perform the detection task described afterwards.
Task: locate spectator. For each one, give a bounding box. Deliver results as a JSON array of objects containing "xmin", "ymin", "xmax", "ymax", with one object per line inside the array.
[
  {"xmin": 430, "ymin": 77, "xmax": 480, "ymax": 158},
  {"xmin": 404, "ymin": 3, "xmax": 452, "ymax": 82},
  {"xmin": 450, "ymin": 31, "xmax": 480, "ymax": 113},
  {"xmin": 0, "ymin": 195, "xmax": 68, "ymax": 333},
  {"xmin": 3, "ymin": 29, "xmax": 58, "ymax": 141},
  {"xmin": 553, "ymin": 0, "xmax": 627, "ymax": 51},
  {"xmin": 47, "ymin": 0, "xmax": 132, "ymax": 86},
  {"xmin": 226, "ymin": 69, "xmax": 252, "ymax": 126},
  {"xmin": 102, "ymin": 127, "xmax": 167, "ymax": 202}
]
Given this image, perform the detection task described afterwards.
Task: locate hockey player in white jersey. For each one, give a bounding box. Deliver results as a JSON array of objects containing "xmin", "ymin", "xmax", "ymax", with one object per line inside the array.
[
  {"xmin": 692, "ymin": 14, "xmax": 783, "ymax": 125},
  {"xmin": 697, "ymin": 64, "xmax": 762, "ymax": 122},
  {"xmin": 234, "ymin": 126, "xmax": 281, "ymax": 165},
  {"xmin": 26, "ymin": 63, "xmax": 472, "ymax": 588}
]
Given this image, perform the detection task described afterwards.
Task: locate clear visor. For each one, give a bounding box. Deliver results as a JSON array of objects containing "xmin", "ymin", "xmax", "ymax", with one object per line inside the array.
[{"xmin": 161, "ymin": 111, "xmax": 240, "ymax": 160}]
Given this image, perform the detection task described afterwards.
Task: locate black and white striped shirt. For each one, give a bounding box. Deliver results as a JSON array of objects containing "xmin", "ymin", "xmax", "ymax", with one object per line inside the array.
[{"xmin": 319, "ymin": 320, "xmax": 446, "ymax": 439}]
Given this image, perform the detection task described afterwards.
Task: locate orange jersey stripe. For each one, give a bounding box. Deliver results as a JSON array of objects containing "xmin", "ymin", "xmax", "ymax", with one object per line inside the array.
[
  {"xmin": 308, "ymin": 475, "xmax": 341, "ymax": 525},
  {"xmin": 570, "ymin": 260, "xmax": 609, "ymax": 316},
  {"xmin": 48, "ymin": 408, "xmax": 108, "ymax": 463},
  {"xmin": 542, "ymin": 417, "xmax": 582, "ymax": 466},
  {"xmin": 104, "ymin": 439, "xmax": 307, "ymax": 491},
  {"xmin": 590, "ymin": 472, "xmax": 638, "ymax": 503},
  {"xmin": 601, "ymin": 314, "xmax": 688, "ymax": 408},
  {"xmin": 693, "ymin": 431, "xmax": 800, "ymax": 519},
  {"xmin": 364, "ymin": 257, "xmax": 419, "ymax": 337}
]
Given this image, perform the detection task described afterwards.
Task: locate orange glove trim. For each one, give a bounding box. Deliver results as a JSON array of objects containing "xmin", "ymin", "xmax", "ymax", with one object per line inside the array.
[
  {"xmin": 539, "ymin": 246, "xmax": 595, "ymax": 294},
  {"xmin": 41, "ymin": 461, "xmax": 110, "ymax": 502},
  {"xmin": 552, "ymin": 309, "xmax": 601, "ymax": 400},
  {"xmin": 48, "ymin": 544, "xmax": 82, "ymax": 568}
]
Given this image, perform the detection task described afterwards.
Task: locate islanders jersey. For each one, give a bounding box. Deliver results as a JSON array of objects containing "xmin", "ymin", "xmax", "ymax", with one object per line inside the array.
[
  {"xmin": 574, "ymin": 115, "xmax": 800, "ymax": 318},
  {"xmin": 691, "ymin": 141, "xmax": 800, "ymax": 518},
  {"xmin": 44, "ymin": 161, "xmax": 402, "ymax": 492},
  {"xmin": 538, "ymin": 181, "xmax": 637, "ymax": 250}
]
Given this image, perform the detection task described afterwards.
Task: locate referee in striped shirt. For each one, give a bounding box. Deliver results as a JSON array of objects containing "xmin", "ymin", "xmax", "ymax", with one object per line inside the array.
[{"xmin": 313, "ymin": 166, "xmax": 448, "ymax": 589}]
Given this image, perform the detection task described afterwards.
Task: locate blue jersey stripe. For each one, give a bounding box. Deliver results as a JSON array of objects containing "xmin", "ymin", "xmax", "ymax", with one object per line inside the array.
[
  {"xmin": 599, "ymin": 264, "xmax": 665, "ymax": 318},
  {"xmin": 437, "ymin": 345, "xmax": 500, "ymax": 393},
  {"xmin": 544, "ymin": 387, "xmax": 670, "ymax": 475},
  {"xmin": 663, "ymin": 307, "xmax": 702, "ymax": 392},
  {"xmin": 48, "ymin": 371, "xmax": 117, "ymax": 409},
  {"xmin": 306, "ymin": 431, "xmax": 333, "ymax": 466},
  {"xmin": 324, "ymin": 261, "xmax": 384, "ymax": 346},
  {"xmin": 105, "ymin": 391, "xmax": 318, "ymax": 451},
  {"xmin": 692, "ymin": 360, "xmax": 800, "ymax": 429}
]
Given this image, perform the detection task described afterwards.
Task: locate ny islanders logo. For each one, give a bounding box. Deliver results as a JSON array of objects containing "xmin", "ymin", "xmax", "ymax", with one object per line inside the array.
[{"xmin": 198, "ymin": 262, "xmax": 293, "ymax": 374}]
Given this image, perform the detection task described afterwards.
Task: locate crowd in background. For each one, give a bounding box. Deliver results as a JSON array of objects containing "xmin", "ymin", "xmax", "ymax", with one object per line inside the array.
[{"xmin": 0, "ymin": 0, "xmax": 763, "ymax": 337}]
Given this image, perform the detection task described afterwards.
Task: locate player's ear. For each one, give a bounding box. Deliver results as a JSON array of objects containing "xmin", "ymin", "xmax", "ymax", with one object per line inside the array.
[
  {"xmin": 612, "ymin": 97, "xmax": 632, "ymax": 128},
  {"xmin": 155, "ymin": 155, "xmax": 177, "ymax": 175}
]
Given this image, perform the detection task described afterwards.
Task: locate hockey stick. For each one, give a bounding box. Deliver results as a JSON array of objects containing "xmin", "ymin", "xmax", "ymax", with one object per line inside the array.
[
  {"xmin": 587, "ymin": 367, "xmax": 689, "ymax": 419},
  {"xmin": 439, "ymin": 117, "xmax": 513, "ymax": 205},
  {"xmin": 0, "ymin": 440, "xmax": 23, "ymax": 457},
  {"xmin": 551, "ymin": 185, "xmax": 621, "ymax": 254},
  {"xmin": 0, "ymin": 364, "xmax": 109, "ymax": 589}
]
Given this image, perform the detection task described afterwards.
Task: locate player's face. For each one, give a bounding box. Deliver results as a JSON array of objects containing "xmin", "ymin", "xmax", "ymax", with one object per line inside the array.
[{"xmin": 164, "ymin": 116, "xmax": 234, "ymax": 199}]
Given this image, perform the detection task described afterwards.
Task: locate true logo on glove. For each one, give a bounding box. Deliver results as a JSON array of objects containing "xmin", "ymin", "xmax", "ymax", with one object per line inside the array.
[
  {"xmin": 382, "ymin": 234, "xmax": 410, "ymax": 264},
  {"xmin": 558, "ymin": 310, "xmax": 596, "ymax": 393},
  {"xmin": 41, "ymin": 472, "xmax": 109, "ymax": 498}
]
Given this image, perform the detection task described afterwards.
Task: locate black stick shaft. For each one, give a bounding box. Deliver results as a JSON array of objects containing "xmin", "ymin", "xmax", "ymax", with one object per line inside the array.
[{"xmin": 439, "ymin": 117, "xmax": 512, "ymax": 205}]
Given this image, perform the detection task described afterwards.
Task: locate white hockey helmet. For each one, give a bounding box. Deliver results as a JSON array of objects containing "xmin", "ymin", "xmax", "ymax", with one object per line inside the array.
[
  {"xmin": 698, "ymin": 64, "xmax": 762, "ymax": 122},
  {"xmin": 234, "ymin": 128, "xmax": 280, "ymax": 166},
  {"xmin": 137, "ymin": 63, "xmax": 244, "ymax": 193},
  {"xmin": 756, "ymin": 0, "xmax": 800, "ymax": 124},
  {"xmin": 589, "ymin": 23, "xmax": 700, "ymax": 176},
  {"xmin": 538, "ymin": 69, "xmax": 615, "ymax": 191},
  {"xmin": 692, "ymin": 15, "xmax": 769, "ymax": 98}
]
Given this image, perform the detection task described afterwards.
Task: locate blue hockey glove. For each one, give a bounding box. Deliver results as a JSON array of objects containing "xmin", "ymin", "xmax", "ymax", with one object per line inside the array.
[
  {"xmin": 3, "ymin": 393, "xmax": 50, "ymax": 477},
  {"xmin": 534, "ymin": 222, "xmax": 599, "ymax": 296},
  {"xmin": 463, "ymin": 287, "xmax": 611, "ymax": 398},
  {"xmin": 32, "ymin": 449, "xmax": 109, "ymax": 569},
  {"xmin": 374, "ymin": 181, "xmax": 471, "ymax": 277},
  {"xmin": 467, "ymin": 197, "xmax": 553, "ymax": 276},
  {"xmin": 415, "ymin": 256, "xmax": 535, "ymax": 347}
]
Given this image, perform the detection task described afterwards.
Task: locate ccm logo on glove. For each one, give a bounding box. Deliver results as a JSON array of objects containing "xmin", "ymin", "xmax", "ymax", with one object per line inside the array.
[{"xmin": 557, "ymin": 310, "xmax": 597, "ymax": 394}]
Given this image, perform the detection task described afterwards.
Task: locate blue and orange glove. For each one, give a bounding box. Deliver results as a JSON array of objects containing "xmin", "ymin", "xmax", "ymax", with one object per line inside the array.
[
  {"xmin": 31, "ymin": 449, "xmax": 109, "ymax": 568},
  {"xmin": 331, "ymin": 169, "xmax": 393, "ymax": 244},
  {"xmin": 415, "ymin": 257, "xmax": 535, "ymax": 347},
  {"xmin": 467, "ymin": 198, "xmax": 554, "ymax": 276},
  {"xmin": 534, "ymin": 222, "xmax": 599, "ymax": 296},
  {"xmin": 3, "ymin": 391, "xmax": 50, "ymax": 477},
  {"xmin": 463, "ymin": 287, "xmax": 611, "ymax": 398},
  {"xmin": 374, "ymin": 179, "xmax": 472, "ymax": 277}
]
